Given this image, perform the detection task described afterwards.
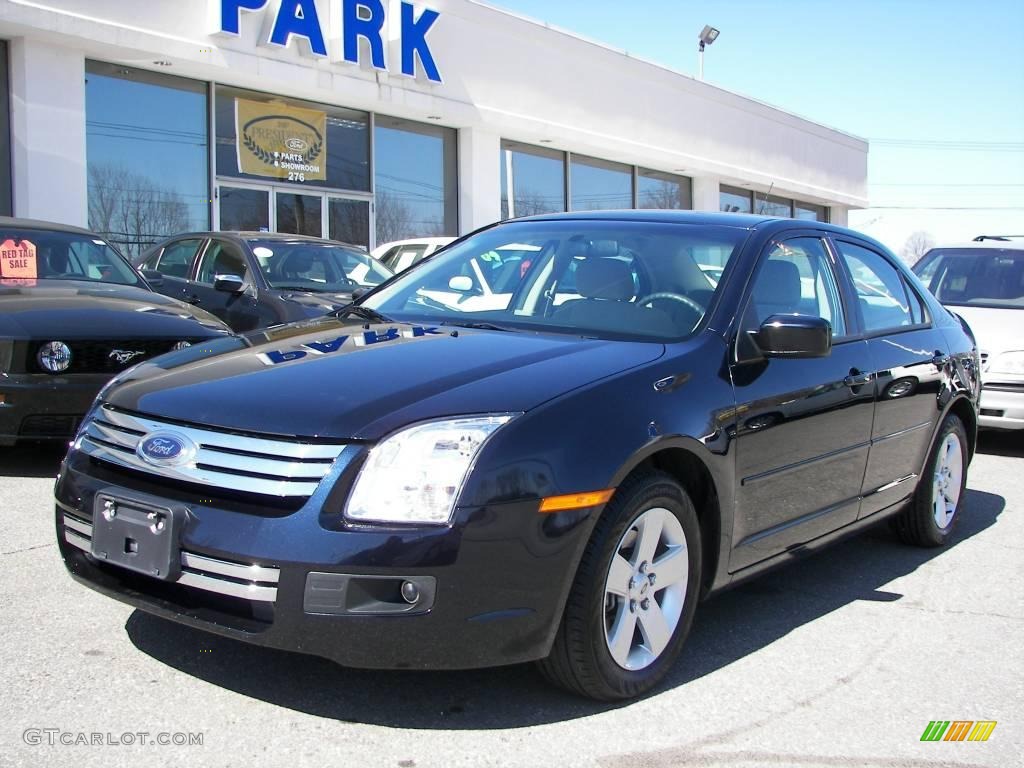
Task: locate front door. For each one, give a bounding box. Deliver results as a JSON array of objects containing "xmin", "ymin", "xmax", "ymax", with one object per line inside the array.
[
  {"xmin": 184, "ymin": 238, "xmax": 266, "ymax": 332},
  {"xmin": 217, "ymin": 184, "xmax": 371, "ymax": 248},
  {"xmin": 729, "ymin": 235, "xmax": 875, "ymax": 571}
]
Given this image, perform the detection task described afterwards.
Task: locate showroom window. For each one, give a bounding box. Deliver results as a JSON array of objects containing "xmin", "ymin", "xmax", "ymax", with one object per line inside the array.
[
  {"xmin": 0, "ymin": 41, "xmax": 10, "ymax": 217},
  {"xmin": 85, "ymin": 62, "xmax": 209, "ymax": 257},
  {"xmin": 720, "ymin": 185, "xmax": 753, "ymax": 214},
  {"xmin": 374, "ymin": 115, "xmax": 458, "ymax": 243},
  {"xmin": 637, "ymin": 169, "xmax": 692, "ymax": 209},
  {"xmin": 571, "ymin": 155, "xmax": 633, "ymax": 211},
  {"xmin": 720, "ymin": 184, "xmax": 828, "ymax": 221},
  {"xmin": 215, "ymin": 85, "xmax": 369, "ymax": 192},
  {"xmin": 501, "ymin": 141, "xmax": 567, "ymax": 219}
]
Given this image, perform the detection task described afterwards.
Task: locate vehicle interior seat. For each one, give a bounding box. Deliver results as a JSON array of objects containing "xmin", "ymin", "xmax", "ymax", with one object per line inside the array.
[
  {"xmin": 44, "ymin": 244, "xmax": 70, "ymax": 276},
  {"xmin": 752, "ymin": 259, "xmax": 802, "ymax": 321},
  {"xmin": 551, "ymin": 257, "xmax": 675, "ymax": 336}
]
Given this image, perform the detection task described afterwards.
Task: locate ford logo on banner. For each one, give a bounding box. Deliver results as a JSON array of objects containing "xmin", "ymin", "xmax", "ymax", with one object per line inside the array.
[{"xmin": 137, "ymin": 432, "xmax": 197, "ymax": 468}]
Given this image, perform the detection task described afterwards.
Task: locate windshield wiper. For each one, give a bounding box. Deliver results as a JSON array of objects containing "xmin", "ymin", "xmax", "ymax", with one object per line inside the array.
[
  {"xmin": 440, "ymin": 320, "xmax": 516, "ymax": 332},
  {"xmin": 334, "ymin": 304, "xmax": 393, "ymax": 324}
]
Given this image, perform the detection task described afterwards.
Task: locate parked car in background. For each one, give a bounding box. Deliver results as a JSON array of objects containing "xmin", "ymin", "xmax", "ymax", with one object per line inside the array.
[
  {"xmin": 372, "ymin": 237, "xmax": 455, "ymax": 273},
  {"xmin": 914, "ymin": 239, "xmax": 1024, "ymax": 430},
  {"xmin": 57, "ymin": 211, "xmax": 979, "ymax": 701},
  {"xmin": 136, "ymin": 233, "xmax": 393, "ymax": 332},
  {"xmin": 0, "ymin": 217, "xmax": 231, "ymax": 446}
]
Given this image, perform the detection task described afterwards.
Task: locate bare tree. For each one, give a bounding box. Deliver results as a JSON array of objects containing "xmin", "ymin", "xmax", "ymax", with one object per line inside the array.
[
  {"xmin": 88, "ymin": 163, "xmax": 192, "ymax": 257},
  {"xmin": 900, "ymin": 230, "xmax": 935, "ymax": 266},
  {"xmin": 374, "ymin": 189, "xmax": 416, "ymax": 244},
  {"xmin": 638, "ymin": 179, "xmax": 685, "ymax": 209}
]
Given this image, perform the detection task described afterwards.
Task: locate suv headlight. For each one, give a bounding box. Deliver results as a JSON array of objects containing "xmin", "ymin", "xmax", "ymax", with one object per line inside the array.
[
  {"xmin": 345, "ymin": 414, "xmax": 518, "ymax": 525},
  {"xmin": 988, "ymin": 351, "xmax": 1024, "ymax": 375}
]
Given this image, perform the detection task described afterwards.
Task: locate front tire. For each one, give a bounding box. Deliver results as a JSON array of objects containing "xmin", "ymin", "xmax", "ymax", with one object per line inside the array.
[
  {"xmin": 894, "ymin": 413, "xmax": 968, "ymax": 547},
  {"xmin": 537, "ymin": 471, "xmax": 702, "ymax": 700}
]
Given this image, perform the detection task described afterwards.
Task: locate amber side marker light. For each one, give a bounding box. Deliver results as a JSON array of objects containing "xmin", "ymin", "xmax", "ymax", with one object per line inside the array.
[{"xmin": 539, "ymin": 489, "xmax": 615, "ymax": 513}]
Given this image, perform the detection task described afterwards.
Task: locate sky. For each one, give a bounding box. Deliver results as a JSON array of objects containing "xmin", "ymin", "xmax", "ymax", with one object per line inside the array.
[{"xmin": 487, "ymin": 0, "xmax": 1024, "ymax": 254}]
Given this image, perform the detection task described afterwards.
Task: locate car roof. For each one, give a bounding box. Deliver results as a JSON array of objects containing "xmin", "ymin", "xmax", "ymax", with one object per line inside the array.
[
  {"xmin": 159, "ymin": 231, "xmax": 367, "ymax": 249},
  {"xmin": 927, "ymin": 240, "xmax": 1024, "ymax": 252},
  {"xmin": 510, "ymin": 209, "xmax": 780, "ymax": 228},
  {"xmin": 0, "ymin": 216, "xmax": 104, "ymax": 237},
  {"xmin": 378, "ymin": 237, "xmax": 456, "ymax": 247}
]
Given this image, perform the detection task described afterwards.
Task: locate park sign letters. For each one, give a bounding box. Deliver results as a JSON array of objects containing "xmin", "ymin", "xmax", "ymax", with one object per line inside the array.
[{"xmin": 212, "ymin": 0, "xmax": 443, "ymax": 83}]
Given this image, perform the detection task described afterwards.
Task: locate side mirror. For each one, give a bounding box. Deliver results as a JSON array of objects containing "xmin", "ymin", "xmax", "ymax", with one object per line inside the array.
[
  {"xmin": 755, "ymin": 314, "xmax": 832, "ymax": 358},
  {"xmin": 141, "ymin": 269, "xmax": 164, "ymax": 287},
  {"xmin": 214, "ymin": 274, "xmax": 245, "ymax": 294}
]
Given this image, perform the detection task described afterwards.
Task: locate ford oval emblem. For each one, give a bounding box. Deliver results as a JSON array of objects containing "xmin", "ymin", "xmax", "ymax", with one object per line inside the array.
[
  {"xmin": 285, "ymin": 137, "xmax": 308, "ymax": 152},
  {"xmin": 137, "ymin": 432, "xmax": 196, "ymax": 467}
]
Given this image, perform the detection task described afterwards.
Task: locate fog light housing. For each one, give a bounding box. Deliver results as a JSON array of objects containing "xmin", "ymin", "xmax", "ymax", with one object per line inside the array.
[
  {"xmin": 38, "ymin": 341, "xmax": 72, "ymax": 373},
  {"xmin": 401, "ymin": 581, "xmax": 420, "ymax": 604}
]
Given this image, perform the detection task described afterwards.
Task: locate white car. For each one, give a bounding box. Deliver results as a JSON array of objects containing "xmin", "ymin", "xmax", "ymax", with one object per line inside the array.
[
  {"xmin": 371, "ymin": 237, "xmax": 455, "ymax": 273},
  {"xmin": 914, "ymin": 239, "xmax": 1024, "ymax": 430}
]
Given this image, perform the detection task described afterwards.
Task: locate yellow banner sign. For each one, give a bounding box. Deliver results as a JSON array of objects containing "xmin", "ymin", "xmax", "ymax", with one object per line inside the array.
[{"xmin": 235, "ymin": 98, "xmax": 326, "ymax": 182}]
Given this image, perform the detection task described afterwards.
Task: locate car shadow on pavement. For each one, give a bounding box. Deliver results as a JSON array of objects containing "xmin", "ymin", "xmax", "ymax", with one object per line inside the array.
[
  {"xmin": 975, "ymin": 430, "xmax": 1023, "ymax": 458},
  {"xmin": 125, "ymin": 488, "xmax": 1004, "ymax": 729},
  {"xmin": 0, "ymin": 442, "xmax": 67, "ymax": 478}
]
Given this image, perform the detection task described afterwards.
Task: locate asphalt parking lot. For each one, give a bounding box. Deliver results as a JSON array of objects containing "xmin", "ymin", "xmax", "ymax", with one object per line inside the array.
[{"xmin": 1, "ymin": 434, "xmax": 1020, "ymax": 768}]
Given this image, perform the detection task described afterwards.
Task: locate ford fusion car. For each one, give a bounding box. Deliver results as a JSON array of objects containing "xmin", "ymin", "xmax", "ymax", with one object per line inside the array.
[
  {"xmin": 135, "ymin": 232, "xmax": 393, "ymax": 332},
  {"xmin": 0, "ymin": 217, "xmax": 231, "ymax": 446},
  {"xmin": 56, "ymin": 211, "xmax": 979, "ymax": 700},
  {"xmin": 913, "ymin": 238, "xmax": 1023, "ymax": 430}
]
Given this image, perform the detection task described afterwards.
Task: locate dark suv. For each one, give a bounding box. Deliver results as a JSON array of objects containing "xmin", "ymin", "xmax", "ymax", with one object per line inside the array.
[{"xmin": 56, "ymin": 211, "xmax": 979, "ymax": 700}]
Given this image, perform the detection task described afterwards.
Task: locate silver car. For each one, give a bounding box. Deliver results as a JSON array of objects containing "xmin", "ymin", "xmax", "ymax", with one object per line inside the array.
[{"xmin": 914, "ymin": 238, "xmax": 1024, "ymax": 430}]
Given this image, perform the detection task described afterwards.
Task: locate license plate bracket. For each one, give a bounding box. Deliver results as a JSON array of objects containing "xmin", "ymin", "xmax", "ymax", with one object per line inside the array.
[{"xmin": 90, "ymin": 492, "xmax": 186, "ymax": 581}]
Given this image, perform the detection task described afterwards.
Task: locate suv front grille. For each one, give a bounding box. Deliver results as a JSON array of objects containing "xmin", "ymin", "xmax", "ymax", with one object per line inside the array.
[{"xmin": 77, "ymin": 405, "xmax": 349, "ymax": 499}]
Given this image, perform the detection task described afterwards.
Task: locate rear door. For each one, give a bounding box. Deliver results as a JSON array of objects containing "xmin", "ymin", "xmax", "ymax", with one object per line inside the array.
[
  {"xmin": 832, "ymin": 237, "xmax": 948, "ymax": 518},
  {"xmin": 729, "ymin": 233, "xmax": 874, "ymax": 571}
]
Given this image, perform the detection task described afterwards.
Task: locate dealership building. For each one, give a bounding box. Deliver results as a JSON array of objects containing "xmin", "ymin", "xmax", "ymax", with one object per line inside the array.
[{"xmin": 0, "ymin": 0, "xmax": 868, "ymax": 256}]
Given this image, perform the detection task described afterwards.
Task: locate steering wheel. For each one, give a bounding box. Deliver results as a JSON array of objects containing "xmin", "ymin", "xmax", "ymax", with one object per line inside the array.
[{"xmin": 638, "ymin": 292, "xmax": 706, "ymax": 316}]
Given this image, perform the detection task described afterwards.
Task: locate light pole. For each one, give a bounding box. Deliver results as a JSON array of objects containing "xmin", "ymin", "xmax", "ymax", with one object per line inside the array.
[{"xmin": 698, "ymin": 25, "xmax": 720, "ymax": 80}]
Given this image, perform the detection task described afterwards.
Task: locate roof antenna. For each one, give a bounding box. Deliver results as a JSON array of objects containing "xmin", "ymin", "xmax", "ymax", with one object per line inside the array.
[{"xmin": 756, "ymin": 182, "xmax": 775, "ymax": 215}]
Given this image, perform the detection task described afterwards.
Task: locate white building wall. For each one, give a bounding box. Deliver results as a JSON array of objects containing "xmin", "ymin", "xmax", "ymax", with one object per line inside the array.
[
  {"xmin": 0, "ymin": 0, "xmax": 869, "ymax": 229},
  {"xmin": 8, "ymin": 37, "xmax": 87, "ymax": 225}
]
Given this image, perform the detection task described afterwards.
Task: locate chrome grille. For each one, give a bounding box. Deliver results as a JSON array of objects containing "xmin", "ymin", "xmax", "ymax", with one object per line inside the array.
[
  {"xmin": 77, "ymin": 405, "xmax": 348, "ymax": 498},
  {"xmin": 61, "ymin": 512, "xmax": 279, "ymax": 602}
]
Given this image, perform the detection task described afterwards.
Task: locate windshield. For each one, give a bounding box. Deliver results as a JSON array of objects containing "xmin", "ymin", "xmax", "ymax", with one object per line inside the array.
[
  {"xmin": 249, "ymin": 240, "xmax": 393, "ymax": 292},
  {"xmin": 914, "ymin": 248, "xmax": 1024, "ymax": 309},
  {"xmin": 0, "ymin": 228, "xmax": 141, "ymax": 286},
  {"xmin": 362, "ymin": 220, "xmax": 748, "ymax": 341}
]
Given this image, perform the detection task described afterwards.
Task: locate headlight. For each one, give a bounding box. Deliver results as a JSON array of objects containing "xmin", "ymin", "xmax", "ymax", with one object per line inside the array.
[
  {"xmin": 0, "ymin": 339, "xmax": 12, "ymax": 373},
  {"xmin": 38, "ymin": 341, "xmax": 72, "ymax": 373},
  {"xmin": 345, "ymin": 414, "xmax": 518, "ymax": 525},
  {"xmin": 988, "ymin": 350, "xmax": 1024, "ymax": 375}
]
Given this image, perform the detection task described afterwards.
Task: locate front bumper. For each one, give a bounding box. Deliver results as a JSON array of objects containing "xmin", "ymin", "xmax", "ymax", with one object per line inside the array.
[
  {"xmin": 0, "ymin": 372, "xmax": 108, "ymax": 445},
  {"xmin": 55, "ymin": 448, "xmax": 597, "ymax": 670},
  {"xmin": 978, "ymin": 381, "xmax": 1024, "ymax": 430}
]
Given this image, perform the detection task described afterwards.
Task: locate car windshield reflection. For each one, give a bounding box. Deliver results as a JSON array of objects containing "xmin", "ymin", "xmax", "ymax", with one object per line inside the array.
[
  {"xmin": 249, "ymin": 240, "xmax": 393, "ymax": 293},
  {"xmin": 0, "ymin": 228, "xmax": 141, "ymax": 286},
  {"xmin": 362, "ymin": 221, "xmax": 747, "ymax": 341}
]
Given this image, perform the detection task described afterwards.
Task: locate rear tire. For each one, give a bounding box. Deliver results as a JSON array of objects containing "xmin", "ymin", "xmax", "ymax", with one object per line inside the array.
[
  {"xmin": 537, "ymin": 471, "xmax": 702, "ymax": 700},
  {"xmin": 894, "ymin": 414, "xmax": 968, "ymax": 547}
]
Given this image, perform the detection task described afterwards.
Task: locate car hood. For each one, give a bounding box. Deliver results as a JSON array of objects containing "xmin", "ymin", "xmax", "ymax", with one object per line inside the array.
[
  {"xmin": 274, "ymin": 290, "xmax": 354, "ymax": 315},
  {"xmin": 949, "ymin": 306, "xmax": 1024, "ymax": 355},
  {"xmin": 105, "ymin": 316, "xmax": 665, "ymax": 440},
  {"xmin": 0, "ymin": 279, "xmax": 230, "ymax": 339}
]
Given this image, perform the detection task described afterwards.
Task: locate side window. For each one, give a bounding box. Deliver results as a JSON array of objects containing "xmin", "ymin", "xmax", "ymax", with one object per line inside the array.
[
  {"xmin": 196, "ymin": 240, "xmax": 247, "ymax": 284},
  {"xmin": 748, "ymin": 237, "xmax": 846, "ymax": 337},
  {"xmin": 156, "ymin": 239, "xmax": 203, "ymax": 279},
  {"xmin": 836, "ymin": 241, "xmax": 916, "ymax": 332},
  {"xmin": 139, "ymin": 250, "xmax": 162, "ymax": 271}
]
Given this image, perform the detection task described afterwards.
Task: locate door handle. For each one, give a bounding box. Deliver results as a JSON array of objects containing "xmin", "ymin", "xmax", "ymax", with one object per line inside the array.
[
  {"xmin": 844, "ymin": 369, "xmax": 873, "ymax": 388},
  {"xmin": 184, "ymin": 293, "xmax": 201, "ymax": 305}
]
